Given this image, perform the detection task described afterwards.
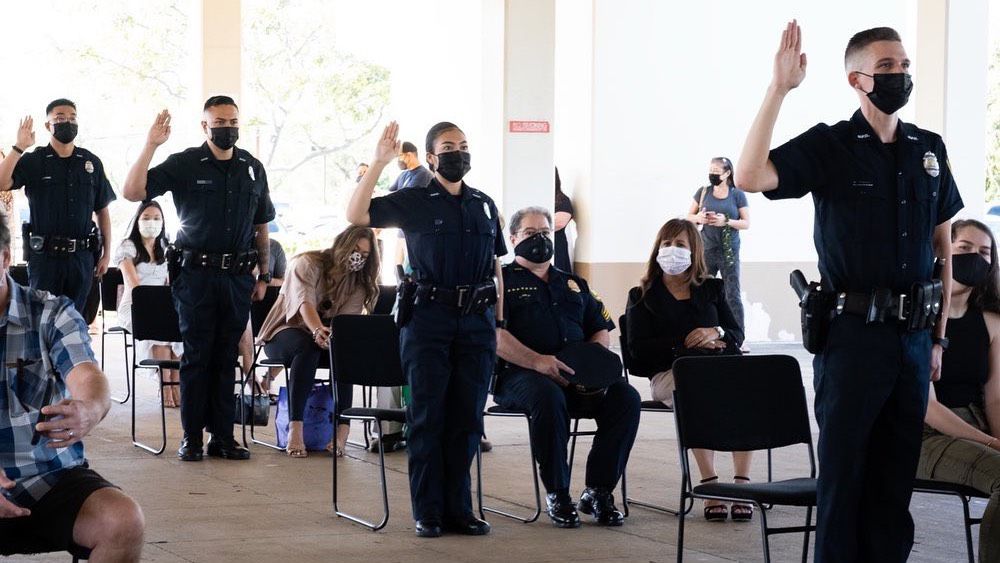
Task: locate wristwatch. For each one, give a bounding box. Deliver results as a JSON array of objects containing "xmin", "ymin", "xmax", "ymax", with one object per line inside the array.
[
  {"xmin": 257, "ymin": 272, "xmax": 272, "ymax": 284},
  {"xmin": 496, "ymin": 319, "xmax": 508, "ymax": 330},
  {"xmin": 932, "ymin": 336, "xmax": 949, "ymax": 350},
  {"xmin": 715, "ymin": 326, "xmax": 725, "ymax": 339}
]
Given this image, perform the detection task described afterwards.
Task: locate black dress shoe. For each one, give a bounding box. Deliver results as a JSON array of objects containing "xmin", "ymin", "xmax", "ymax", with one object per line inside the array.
[
  {"xmin": 414, "ymin": 519, "xmax": 442, "ymax": 538},
  {"xmin": 578, "ymin": 487, "xmax": 624, "ymax": 526},
  {"xmin": 443, "ymin": 514, "xmax": 491, "ymax": 536},
  {"xmin": 206, "ymin": 436, "xmax": 251, "ymax": 460},
  {"xmin": 177, "ymin": 435, "xmax": 203, "ymax": 462},
  {"xmin": 546, "ymin": 492, "xmax": 581, "ymax": 528}
]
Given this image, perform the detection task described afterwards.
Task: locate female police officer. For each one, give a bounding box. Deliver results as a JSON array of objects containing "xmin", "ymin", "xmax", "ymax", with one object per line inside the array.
[{"xmin": 347, "ymin": 121, "xmax": 506, "ymax": 538}]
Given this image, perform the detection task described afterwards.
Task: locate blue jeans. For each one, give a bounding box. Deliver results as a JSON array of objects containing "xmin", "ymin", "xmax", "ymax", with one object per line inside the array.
[{"xmin": 704, "ymin": 245, "xmax": 744, "ymax": 331}]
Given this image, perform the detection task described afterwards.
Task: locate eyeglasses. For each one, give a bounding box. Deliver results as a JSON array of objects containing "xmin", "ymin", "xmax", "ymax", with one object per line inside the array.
[
  {"xmin": 519, "ymin": 229, "xmax": 552, "ymax": 238},
  {"xmin": 50, "ymin": 117, "xmax": 77, "ymax": 124}
]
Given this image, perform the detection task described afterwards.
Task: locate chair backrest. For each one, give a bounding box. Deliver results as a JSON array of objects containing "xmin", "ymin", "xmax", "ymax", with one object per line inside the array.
[
  {"xmin": 672, "ymin": 354, "xmax": 812, "ymax": 453},
  {"xmin": 9, "ymin": 264, "xmax": 28, "ymax": 286},
  {"xmin": 130, "ymin": 286, "xmax": 182, "ymax": 343},
  {"xmin": 99, "ymin": 267, "xmax": 124, "ymax": 312},
  {"xmin": 250, "ymin": 286, "xmax": 281, "ymax": 338},
  {"xmin": 374, "ymin": 285, "xmax": 397, "ymax": 315},
  {"xmin": 617, "ymin": 314, "xmax": 633, "ymax": 375},
  {"xmin": 331, "ymin": 314, "xmax": 405, "ymax": 387}
]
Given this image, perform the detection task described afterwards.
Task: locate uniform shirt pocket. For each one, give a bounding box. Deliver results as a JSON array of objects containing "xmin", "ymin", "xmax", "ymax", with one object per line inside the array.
[
  {"xmin": 912, "ymin": 176, "xmax": 939, "ymax": 241},
  {"xmin": 846, "ymin": 179, "xmax": 888, "ymax": 242}
]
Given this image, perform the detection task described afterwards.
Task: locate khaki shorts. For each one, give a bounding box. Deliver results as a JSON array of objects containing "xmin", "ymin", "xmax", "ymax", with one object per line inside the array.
[{"xmin": 649, "ymin": 370, "xmax": 674, "ymax": 408}]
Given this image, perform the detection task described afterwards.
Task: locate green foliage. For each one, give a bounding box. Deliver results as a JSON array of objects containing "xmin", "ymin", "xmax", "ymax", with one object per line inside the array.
[{"xmin": 987, "ymin": 43, "xmax": 1000, "ymax": 203}]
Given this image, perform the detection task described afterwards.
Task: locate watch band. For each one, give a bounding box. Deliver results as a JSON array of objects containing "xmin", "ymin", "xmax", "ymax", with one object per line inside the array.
[{"xmin": 10, "ymin": 145, "xmax": 23, "ymax": 155}]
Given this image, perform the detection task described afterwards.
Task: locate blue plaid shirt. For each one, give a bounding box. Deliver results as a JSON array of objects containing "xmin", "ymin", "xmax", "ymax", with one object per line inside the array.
[{"xmin": 0, "ymin": 277, "xmax": 96, "ymax": 505}]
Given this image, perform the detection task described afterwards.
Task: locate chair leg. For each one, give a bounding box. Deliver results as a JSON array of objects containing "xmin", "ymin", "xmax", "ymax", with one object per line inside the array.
[
  {"xmin": 109, "ymin": 330, "xmax": 132, "ymax": 404},
  {"xmin": 802, "ymin": 505, "xmax": 813, "ymax": 563},
  {"xmin": 477, "ymin": 415, "xmax": 542, "ymax": 523},
  {"xmin": 757, "ymin": 502, "xmax": 772, "ymax": 563},
  {"xmin": 334, "ymin": 419, "xmax": 390, "ymax": 531},
  {"xmin": 676, "ymin": 491, "xmax": 686, "ymax": 563},
  {"xmin": 567, "ymin": 418, "xmax": 580, "ymax": 481},
  {"xmin": 961, "ymin": 495, "xmax": 976, "ymax": 563},
  {"xmin": 132, "ymin": 367, "xmax": 167, "ymax": 455}
]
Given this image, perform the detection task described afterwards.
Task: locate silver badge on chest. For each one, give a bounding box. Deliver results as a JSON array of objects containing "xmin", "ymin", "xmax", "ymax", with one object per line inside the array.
[
  {"xmin": 248, "ymin": 166, "xmax": 256, "ymax": 181},
  {"xmin": 84, "ymin": 161, "xmax": 94, "ymax": 174},
  {"xmin": 922, "ymin": 151, "xmax": 940, "ymax": 178},
  {"xmin": 483, "ymin": 202, "xmax": 491, "ymax": 219}
]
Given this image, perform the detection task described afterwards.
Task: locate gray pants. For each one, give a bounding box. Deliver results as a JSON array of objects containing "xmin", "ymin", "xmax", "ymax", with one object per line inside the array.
[
  {"xmin": 918, "ymin": 405, "xmax": 1000, "ymax": 562},
  {"xmin": 704, "ymin": 245, "xmax": 744, "ymax": 331}
]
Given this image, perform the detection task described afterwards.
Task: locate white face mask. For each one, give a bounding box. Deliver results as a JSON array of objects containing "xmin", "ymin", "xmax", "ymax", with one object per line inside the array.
[
  {"xmin": 657, "ymin": 245, "xmax": 692, "ymax": 275},
  {"xmin": 346, "ymin": 251, "xmax": 367, "ymax": 272},
  {"xmin": 138, "ymin": 219, "xmax": 162, "ymax": 239}
]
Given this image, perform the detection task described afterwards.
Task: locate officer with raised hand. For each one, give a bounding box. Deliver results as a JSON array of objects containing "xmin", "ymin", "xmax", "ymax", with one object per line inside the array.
[
  {"xmin": 736, "ymin": 22, "xmax": 963, "ymax": 562},
  {"xmin": 123, "ymin": 96, "xmax": 275, "ymax": 462},
  {"xmin": 0, "ymin": 99, "xmax": 115, "ymax": 312},
  {"xmin": 347, "ymin": 121, "xmax": 506, "ymax": 538}
]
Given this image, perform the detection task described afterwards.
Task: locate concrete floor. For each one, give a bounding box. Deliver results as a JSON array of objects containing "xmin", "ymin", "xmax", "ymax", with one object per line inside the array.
[{"xmin": 16, "ymin": 339, "xmax": 984, "ymax": 563}]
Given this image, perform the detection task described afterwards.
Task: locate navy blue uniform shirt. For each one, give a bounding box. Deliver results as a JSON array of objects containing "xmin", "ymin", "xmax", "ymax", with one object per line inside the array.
[
  {"xmin": 368, "ymin": 178, "xmax": 507, "ymax": 286},
  {"xmin": 11, "ymin": 145, "xmax": 116, "ymax": 238},
  {"xmin": 767, "ymin": 110, "xmax": 963, "ymax": 293},
  {"xmin": 145, "ymin": 143, "xmax": 275, "ymax": 253},
  {"xmin": 503, "ymin": 263, "xmax": 615, "ymax": 356}
]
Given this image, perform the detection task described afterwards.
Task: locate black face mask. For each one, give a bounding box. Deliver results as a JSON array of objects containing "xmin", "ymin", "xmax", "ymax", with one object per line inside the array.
[
  {"xmin": 514, "ymin": 233, "xmax": 554, "ymax": 264},
  {"xmin": 210, "ymin": 127, "xmax": 239, "ymax": 150},
  {"xmin": 708, "ymin": 174, "xmax": 723, "ymax": 186},
  {"xmin": 859, "ymin": 72, "xmax": 913, "ymax": 115},
  {"xmin": 952, "ymin": 252, "xmax": 991, "ymax": 288},
  {"xmin": 433, "ymin": 150, "xmax": 471, "ymax": 183},
  {"xmin": 52, "ymin": 122, "xmax": 78, "ymax": 144}
]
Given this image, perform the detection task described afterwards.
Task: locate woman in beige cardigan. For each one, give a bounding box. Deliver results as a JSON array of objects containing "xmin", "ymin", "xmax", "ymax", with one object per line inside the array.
[{"xmin": 258, "ymin": 226, "xmax": 380, "ymax": 457}]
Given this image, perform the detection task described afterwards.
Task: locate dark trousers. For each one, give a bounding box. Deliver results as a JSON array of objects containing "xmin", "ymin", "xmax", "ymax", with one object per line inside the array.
[
  {"xmin": 263, "ymin": 328, "xmax": 352, "ymax": 424},
  {"xmin": 401, "ymin": 302, "xmax": 495, "ymax": 521},
  {"xmin": 813, "ymin": 314, "xmax": 930, "ymax": 563},
  {"xmin": 172, "ymin": 268, "xmax": 253, "ymax": 439},
  {"xmin": 27, "ymin": 252, "xmax": 95, "ymax": 313},
  {"xmin": 703, "ymin": 245, "xmax": 744, "ymax": 331},
  {"xmin": 495, "ymin": 369, "xmax": 640, "ymax": 493}
]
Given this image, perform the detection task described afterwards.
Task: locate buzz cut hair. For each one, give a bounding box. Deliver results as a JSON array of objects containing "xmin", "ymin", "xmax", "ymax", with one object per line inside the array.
[
  {"xmin": 203, "ymin": 95, "xmax": 239, "ymax": 111},
  {"xmin": 509, "ymin": 206, "xmax": 553, "ymax": 236},
  {"xmin": 46, "ymin": 98, "xmax": 76, "ymax": 115},
  {"xmin": 844, "ymin": 27, "xmax": 902, "ymax": 68}
]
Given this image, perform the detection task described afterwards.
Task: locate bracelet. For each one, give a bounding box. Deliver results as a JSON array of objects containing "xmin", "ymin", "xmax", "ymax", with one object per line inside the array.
[
  {"xmin": 10, "ymin": 145, "xmax": 23, "ymax": 155},
  {"xmin": 987, "ymin": 437, "xmax": 998, "ymax": 450},
  {"xmin": 311, "ymin": 327, "xmax": 324, "ymax": 339}
]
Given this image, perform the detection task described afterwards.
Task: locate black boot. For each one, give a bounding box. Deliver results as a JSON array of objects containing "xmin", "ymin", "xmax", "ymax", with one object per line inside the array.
[
  {"xmin": 177, "ymin": 434, "xmax": 204, "ymax": 462},
  {"xmin": 206, "ymin": 435, "xmax": 250, "ymax": 460},
  {"xmin": 546, "ymin": 491, "xmax": 581, "ymax": 528},
  {"xmin": 578, "ymin": 487, "xmax": 624, "ymax": 526}
]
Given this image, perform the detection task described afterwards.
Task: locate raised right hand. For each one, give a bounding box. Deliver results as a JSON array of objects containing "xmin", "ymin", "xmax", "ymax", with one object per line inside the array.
[
  {"xmin": 147, "ymin": 110, "xmax": 171, "ymax": 147},
  {"xmin": 532, "ymin": 354, "xmax": 573, "ymax": 387},
  {"xmin": 771, "ymin": 20, "xmax": 807, "ymax": 94},
  {"xmin": 15, "ymin": 116, "xmax": 34, "ymax": 151},
  {"xmin": 0, "ymin": 470, "xmax": 29, "ymax": 518},
  {"xmin": 372, "ymin": 121, "xmax": 401, "ymax": 166}
]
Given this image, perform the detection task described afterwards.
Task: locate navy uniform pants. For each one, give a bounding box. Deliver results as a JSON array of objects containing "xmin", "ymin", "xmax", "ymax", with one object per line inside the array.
[
  {"xmin": 27, "ymin": 252, "xmax": 94, "ymax": 313},
  {"xmin": 171, "ymin": 268, "xmax": 253, "ymax": 439},
  {"xmin": 813, "ymin": 314, "xmax": 930, "ymax": 563},
  {"xmin": 401, "ymin": 302, "xmax": 495, "ymax": 522},
  {"xmin": 494, "ymin": 368, "xmax": 640, "ymax": 493}
]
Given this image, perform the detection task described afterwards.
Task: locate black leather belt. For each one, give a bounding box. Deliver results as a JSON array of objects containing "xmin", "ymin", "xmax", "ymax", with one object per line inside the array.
[
  {"xmin": 30, "ymin": 234, "xmax": 97, "ymax": 254},
  {"xmin": 176, "ymin": 248, "xmax": 258, "ymax": 273},
  {"xmin": 835, "ymin": 290, "xmax": 910, "ymax": 323},
  {"xmin": 415, "ymin": 281, "xmax": 497, "ymax": 314}
]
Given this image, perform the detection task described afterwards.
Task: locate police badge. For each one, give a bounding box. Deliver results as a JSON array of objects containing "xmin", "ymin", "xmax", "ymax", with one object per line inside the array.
[
  {"xmin": 922, "ymin": 151, "xmax": 940, "ymax": 178},
  {"xmin": 84, "ymin": 161, "xmax": 94, "ymax": 174},
  {"xmin": 483, "ymin": 202, "xmax": 491, "ymax": 219},
  {"xmin": 566, "ymin": 279, "xmax": 581, "ymax": 293},
  {"xmin": 248, "ymin": 166, "xmax": 255, "ymax": 181}
]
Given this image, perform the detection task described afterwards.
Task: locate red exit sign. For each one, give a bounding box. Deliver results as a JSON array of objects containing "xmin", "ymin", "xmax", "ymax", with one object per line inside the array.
[{"xmin": 509, "ymin": 120, "xmax": 550, "ymax": 133}]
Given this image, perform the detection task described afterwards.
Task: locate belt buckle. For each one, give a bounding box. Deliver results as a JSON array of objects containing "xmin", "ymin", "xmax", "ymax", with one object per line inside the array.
[
  {"xmin": 455, "ymin": 286, "xmax": 471, "ymax": 310},
  {"xmin": 220, "ymin": 254, "xmax": 234, "ymax": 270},
  {"xmin": 66, "ymin": 240, "xmax": 77, "ymax": 253},
  {"xmin": 897, "ymin": 294, "xmax": 909, "ymax": 322}
]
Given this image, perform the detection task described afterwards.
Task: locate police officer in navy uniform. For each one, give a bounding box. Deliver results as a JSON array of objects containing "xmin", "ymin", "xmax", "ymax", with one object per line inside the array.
[
  {"xmin": 124, "ymin": 97, "xmax": 275, "ymax": 462},
  {"xmin": 736, "ymin": 23, "xmax": 963, "ymax": 562},
  {"xmin": 347, "ymin": 121, "xmax": 506, "ymax": 538},
  {"xmin": 495, "ymin": 206, "xmax": 639, "ymax": 529},
  {"xmin": 0, "ymin": 99, "xmax": 115, "ymax": 311}
]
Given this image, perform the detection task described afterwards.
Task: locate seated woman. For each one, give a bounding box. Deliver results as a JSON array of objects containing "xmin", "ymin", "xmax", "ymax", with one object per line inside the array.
[
  {"xmin": 257, "ymin": 226, "xmax": 379, "ymax": 458},
  {"xmin": 115, "ymin": 200, "xmax": 183, "ymax": 407},
  {"xmin": 625, "ymin": 218, "xmax": 749, "ymax": 522},
  {"xmin": 918, "ymin": 218, "xmax": 1000, "ymax": 562}
]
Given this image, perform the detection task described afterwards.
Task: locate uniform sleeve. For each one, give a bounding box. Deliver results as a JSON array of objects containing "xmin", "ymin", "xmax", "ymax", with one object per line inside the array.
[
  {"xmin": 735, "ymin": 188, "xmax": 749, "ymax": 209},
  {"xmin": 493, "ymin": 202, "xmax": 507, "ymax": 257},
  {"xmin": 555, "ymin": 192, "xmax": 574, "ymax": 215},
  {"xmin": 253, "ymin": 165, "xmax": 276, "ymax": 224},
  {"xmin": 92, "ymin": 155, "xmax": 116, "ymax": 211},
  {"xmin": 113, "ymin": 239, "xmax": 137, "ymax": 267},
  {"xmin": 10, "ymin": 151, "xmax": 39, "ymax": 191},
  {"xmin": 46, "ymin": 297, "xmax": 98, "ymax": 378},
  {"xmin": 271, "ymin": 240, "xmax": 287, "ymax": 279},
  {"xmin": 934, "ymin": 142, "xmax": 964, "ymax": 225},
  {"xmin": 765, "ymin": 124, "xmax": 833, "ymax": 201},
  {"xmin": 368, "ymin": 190, "xmax": 416, "ymax": 230},
  {"xmin": 145, "ymin": 153, "xmax": 185, "ymax": 200},
  {"xmin": 580, "ymin": 279, "xmax": 615, "ymax": 336}
]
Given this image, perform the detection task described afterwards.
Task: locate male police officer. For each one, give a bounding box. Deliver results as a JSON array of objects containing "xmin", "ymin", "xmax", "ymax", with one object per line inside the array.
[
  {"xmin": 495, "ymin": 206, "xmax": 639, "ymax": 528},
  {"xmin": 123, "ymin": 96, "xmax": 275, "ymax": 462},
  {"xmin": 736, "ymin": 23, "xmax": 963, "ymax": 562},
  {"xmin": 0, "ymin": 99, "xmax": 115, "ymax": 312}
]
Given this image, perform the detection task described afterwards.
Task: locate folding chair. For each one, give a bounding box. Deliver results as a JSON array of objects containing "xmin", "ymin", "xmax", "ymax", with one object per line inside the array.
[
  {"xmin": 913, "ymin": 479, "xmax": 988, "ymax": 563},
  {"xmin": 129, "ymin": 285, "xmax": 183, "ymax": 455},
  {"xmin": 99, "ymin": 267, "xmax": 132, "ymax": 404},
  {"xmin": 243, "ymin": 286, "xmax": 284, "ymax": 450},
  {"xmin": 330, "ymin": 314, "xmax": 407, "ymax": 531},
  {"xmin": 673, "ymin": 355, "xmax": 816, "ymax": 563},
  {"xmin": 9, "ymin": 264, "xmax": 27, "ymax": 285}
]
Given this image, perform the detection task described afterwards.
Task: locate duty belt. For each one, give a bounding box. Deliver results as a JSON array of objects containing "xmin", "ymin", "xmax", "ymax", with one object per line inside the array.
[
  {"xmin": 415, "ymin": 281, "xmax": 497, "ymax": 315},
  {"xmin": 176, "ymin": 248, "xmax": 258, "ymax": 273},
  {"xmin": 834, "ymin": 281, "xmax": 942, "ymax": 331},
  {"xmin": 29, "ymin": 234, "xmax": 97, "ymax": 254}
]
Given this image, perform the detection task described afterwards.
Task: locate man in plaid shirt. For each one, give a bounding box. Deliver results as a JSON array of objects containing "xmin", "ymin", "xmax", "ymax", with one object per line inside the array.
[{"xmin": 0, "ymin": 216, "xmax": 144, "ymax": 560}]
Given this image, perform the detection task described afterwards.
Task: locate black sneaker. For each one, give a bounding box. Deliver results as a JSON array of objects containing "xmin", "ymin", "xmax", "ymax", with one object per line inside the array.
[
  {"xmin": 578, "ymin": 487, "xmax": 624, "ymax": 526},
  {"xmin": 545, "ymin": 491, "xmax": 581, "ymax": 528}
]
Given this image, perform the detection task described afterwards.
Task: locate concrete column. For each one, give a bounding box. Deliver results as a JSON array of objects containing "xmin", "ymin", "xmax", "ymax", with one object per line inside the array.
[
  {"xmin": 500, "ymin": 0, "xmax": 556, "ymax": 234},
  {"xmin": 202, "ymin": 0, "xmax": 242, "ymax": 102}
]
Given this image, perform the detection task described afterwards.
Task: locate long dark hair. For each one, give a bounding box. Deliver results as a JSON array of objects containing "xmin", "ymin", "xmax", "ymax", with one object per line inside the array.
[
  {"xmin": 952, "ymin": 219, "xmax": 1000, "ymax": 314},
  {"xmin": 124, "ymin": 200, "xmax": 167, "ymax": 265},
  {"xmin": 639, "ymin": 218, "xmax": 707, "ymax": 297},
  {"xmin": 296, "ymin": 226, "xmax": 380, "ymax": 313},
  {"xmin": 712, "ymin": 156, "xmax": 736, "ymax": 188}
]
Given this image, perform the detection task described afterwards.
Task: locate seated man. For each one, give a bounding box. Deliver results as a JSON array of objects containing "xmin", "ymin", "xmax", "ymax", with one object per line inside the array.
[
  {"xmin": 0, "ymin": 215, "xmax": 144, "ymax": 561},
  {"xmin": 495, "ymin": 206, "xmax": 640, "ymax": 528}
]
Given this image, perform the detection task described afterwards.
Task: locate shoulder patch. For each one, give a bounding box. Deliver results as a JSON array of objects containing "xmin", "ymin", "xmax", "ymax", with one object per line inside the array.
[{"xmin": 567, "ymin": 279, "xmax": 581, "ymax": 293}]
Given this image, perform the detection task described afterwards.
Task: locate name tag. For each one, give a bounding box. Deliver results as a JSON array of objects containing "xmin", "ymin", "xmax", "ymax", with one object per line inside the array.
[
  {"xmin": 851, "ymin": 180, "xmax": 874, "ymax": 189},
  {"xmin": 196, "ymin": 179, "xmax": 213, "ymax": 185}
]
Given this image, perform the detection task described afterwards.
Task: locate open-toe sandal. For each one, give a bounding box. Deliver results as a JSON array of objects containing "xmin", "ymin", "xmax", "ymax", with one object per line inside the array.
[
  {"xmin": 700, "ymin": 476, "xmax": 728, "ymax": 522},
  {"xmin": 285, "ymin": 446, "xmax": 308, "ymax": 459},
  {"xmin": 731, "ymin": 475, "xmax": 754, "ymax": 522}
]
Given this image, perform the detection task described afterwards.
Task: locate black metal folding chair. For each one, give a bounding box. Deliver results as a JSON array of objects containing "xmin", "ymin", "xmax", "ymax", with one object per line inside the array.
[
  {"xmin": 331, "ymin": 314, "xmax": 407, "ymax": 531},
  {"xmin": 99, "ymin": 267, "xmax": 132, "ymax": 404},
  {"xmin": 913, "ymin": 479, "xmax": 988, "ymax": 563},
  {"xmin": 129, "ymin": 285, "xmax": 183, "ymax": 455},
  {"xmin": 673, "ymin": 355, "xmax": 816, "ymax": 563},
  {"xmin": 242, "ymin": 286, "xmax": 286, "ymax": 450}
]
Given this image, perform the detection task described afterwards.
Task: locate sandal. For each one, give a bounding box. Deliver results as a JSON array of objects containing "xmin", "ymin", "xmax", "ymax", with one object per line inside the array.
[
  {"xmin": 326, "ymin": 441, "xmax": 345, "ymax": 457},
  {"xmin": 700, "ymin": 477, "xmax": 728, "ymax": 522},
  {"xmin": 731, "ymin": 476, "xmax": 754, "ymax": 522},
  {"xmin": 285, "ymin": 446, "xmax": 308, "ymax": 458}
]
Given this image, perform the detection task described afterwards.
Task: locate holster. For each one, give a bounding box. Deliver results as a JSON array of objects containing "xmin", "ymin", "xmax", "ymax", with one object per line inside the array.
[
  {"xmin": 801, "ymin": 288, "xmax": 835, "ymax": 354},
  {"xmin": 88, "ymin": 221, "xmax": 103, "ymax": 263},
  {"xmin": 905, "ymin": 279, "xmax": 943, "ymax": 332},
  {"xmin": 21, "ymin": 222, "xmax": 32, "ymax": 259},
  {"xmin": 396, "ymin": 280, "xmax": 417, "ymax": 327},
  {"xmin": 165, "ymin": 245, "xmax": 181, "ymax": 282}
]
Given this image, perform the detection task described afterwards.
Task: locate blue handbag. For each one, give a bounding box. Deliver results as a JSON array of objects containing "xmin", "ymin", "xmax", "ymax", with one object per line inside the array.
[{"xmin": 275, "ymin": 382, "xmax": 335, "ymax": 450}]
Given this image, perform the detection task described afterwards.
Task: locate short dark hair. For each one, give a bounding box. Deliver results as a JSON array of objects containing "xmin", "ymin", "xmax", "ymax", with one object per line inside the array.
[
  {"xmin": 401, "ymin": 141, "xmax": 418, "ymax": 155},
  {"xmin": 425, "ymin": 121, "xmax": 463, "ymax": 154},
  {"xmin": 46, "ymin": 98, "xmax": 76, "ymax": 115},
  {"xmin": 844, "ymin": 27, "xmax": 902, "ymax": 68},
  {"xmin": 203, "ymin": 95, "xmax": 239, "ymax": 111}
]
